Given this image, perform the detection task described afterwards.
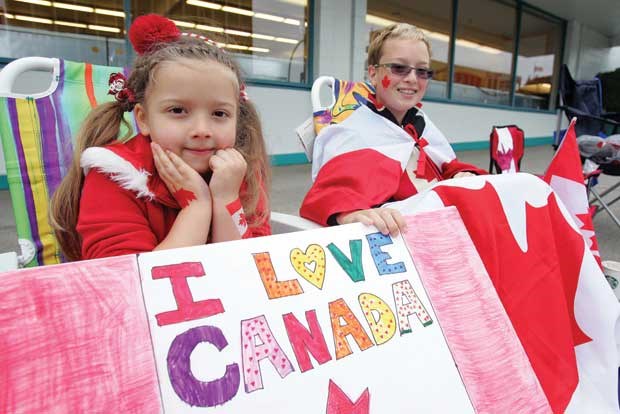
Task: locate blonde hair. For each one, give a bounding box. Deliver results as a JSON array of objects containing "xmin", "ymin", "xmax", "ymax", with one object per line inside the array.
[
  {"xmin": 51, "ymin": 35, "xmax": 270, "ymax": 261},
  {"xmin": 367, "ymin": 23, "xmax": 432, "ymax": 66}
]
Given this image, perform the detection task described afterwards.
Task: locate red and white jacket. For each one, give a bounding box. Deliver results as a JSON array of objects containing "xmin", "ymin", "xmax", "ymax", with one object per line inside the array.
[
  {"xmin": 77, "ymin": 134, "xmax": 270, "ymax": 260},
  {"xmin": 300, "ymin": 103, "xmax": 487, "ymax": 225}
]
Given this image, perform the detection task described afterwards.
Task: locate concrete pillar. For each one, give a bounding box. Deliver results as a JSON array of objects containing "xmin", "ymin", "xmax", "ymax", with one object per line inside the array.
[{"xmin": 313, "ymin": 0, "xmax": 367, "ymax": 81}]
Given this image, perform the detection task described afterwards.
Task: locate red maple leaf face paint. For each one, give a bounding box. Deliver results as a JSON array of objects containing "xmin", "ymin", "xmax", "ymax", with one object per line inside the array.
[
  {"xmin": 381, "ymin": 75, "xmax": 391, "ymax": 88},
  {"xmin": 173, "ymin": 188, "xmax": 197, "ymax": 208}
]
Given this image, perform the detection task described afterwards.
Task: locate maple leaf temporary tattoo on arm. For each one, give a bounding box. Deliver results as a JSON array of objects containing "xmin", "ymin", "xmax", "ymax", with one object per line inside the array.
[{"xmin": 173, "ymin": 188, "xmax": 197, "ymax": 208}]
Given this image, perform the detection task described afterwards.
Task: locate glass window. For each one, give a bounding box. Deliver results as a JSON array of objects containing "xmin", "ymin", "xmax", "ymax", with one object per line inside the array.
[
  {"xmin": 515, "ymin": 7, "xmax": 563, "ymax": 110},
  {"xmin": 366, "ymin": 0, "xmax": 452, "ymax": 99},
  {"xmin": 0, "ymin": 1, "xmax": 311, "ymax": 84},
  {"xmin": 1, "ymin": 0, "xmax": 127, "ymax": 66},
  {"xmin": 453, "ymin": 0, "xmax": 516, "ymax": 106},
  {"xmin": 133, "ymin": 0, "xmax": 310, "ymax": 84}
]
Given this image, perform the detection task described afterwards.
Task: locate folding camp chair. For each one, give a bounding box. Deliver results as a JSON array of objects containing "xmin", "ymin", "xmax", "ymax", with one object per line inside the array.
[
  {"xmin": 555, "ymin": 64, "xmax": 620, "ymax": 144},
  {"xmin": 0, "ymin": 57, "xmax": 136, "ymax": 267},
  {"xmin": 578, "ymin": 135, "xmax": 620, "ymax": 228},
  {"xmin": 295, "ymin": 75, "xmax": 374, "ymax": 161},
  {"xmin": 311, "ymin": 76, "xmax": 374, "ymax": 134},
  {"xmin": 489, "ymin": 125, "xmax": 524, "ymax": 174},
  {"xmin": 554, "ymin": 64, "xmax": 620, "ymax": 229}
]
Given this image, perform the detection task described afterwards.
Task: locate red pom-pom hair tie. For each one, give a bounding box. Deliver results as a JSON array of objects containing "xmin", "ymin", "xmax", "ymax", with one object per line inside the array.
[
  {"xmin": 108, "ymin": 72, "xmax": 136, "ymax": 112},
  {"xmin": 129, "ymin": 14, "xmax": 180, "ymax": 55}
]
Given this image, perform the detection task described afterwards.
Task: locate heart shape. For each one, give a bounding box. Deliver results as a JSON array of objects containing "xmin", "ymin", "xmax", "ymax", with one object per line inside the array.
[
  {"xmin": 290, "ymin": 244, "xmax": 326, "ymax": 289},
  {"xmin": 305, "ymin": 261, "xmax": 317, "ymax": 273}
]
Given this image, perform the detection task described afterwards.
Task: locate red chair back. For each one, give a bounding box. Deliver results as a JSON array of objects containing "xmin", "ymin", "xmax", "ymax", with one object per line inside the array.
[{"xmin": 489, "ymin": 125, "xmax": 525, "ymax": 173}]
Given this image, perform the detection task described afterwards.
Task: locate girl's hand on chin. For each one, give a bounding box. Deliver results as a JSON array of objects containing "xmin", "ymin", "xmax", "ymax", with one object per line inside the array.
[
  {"xmin": 208, "ymin": 148, "xmax": 247, "ymax": 204},
  {"xmin": 151, "ymin": 142, "xmax": 211, "ymax": 207}
]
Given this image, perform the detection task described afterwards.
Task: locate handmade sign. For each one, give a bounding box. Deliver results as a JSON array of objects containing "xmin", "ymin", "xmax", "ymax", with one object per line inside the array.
[
  {"xmin": 2, "ymin": 207, "xmax": 555, "ymax": 413},
  {"xmin": 138, "ymin": 222, "xmax": 474, "ymax": 413},
  {"xmin": 0, "ymin": 255, "xmax": 161, "ymax": 413}
]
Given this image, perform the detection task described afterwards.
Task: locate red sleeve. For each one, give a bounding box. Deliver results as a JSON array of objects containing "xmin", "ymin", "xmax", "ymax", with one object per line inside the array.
[
  {"xmin": 440, "ymin": 158, "xmax": 488, "ymax": 179},
  {"xmin": 300, "ymin": 149, "xmax": 403, "ymax": 226},
  {"xmin": 246, "ymin": 177, "xmax": 271, "ymax": 238},
  {"xmin": 77, "ymin": 170, "xmax": 159, "ymax": 259}
]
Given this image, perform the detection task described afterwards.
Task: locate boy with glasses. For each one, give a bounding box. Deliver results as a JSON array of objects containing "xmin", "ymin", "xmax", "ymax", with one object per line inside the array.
[{"xmin": 300, "ymin": 23, "xmax": 486, "ymax": 234}]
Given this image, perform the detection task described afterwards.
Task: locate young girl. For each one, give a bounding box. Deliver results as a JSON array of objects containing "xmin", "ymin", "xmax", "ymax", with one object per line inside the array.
[
  {"xmin": 300, "ymin": 23, "xmax": 486, "ymax": 235},
  {"xmin": 51, "ymin": 14, "xmax": 271, "ymax": 261}
]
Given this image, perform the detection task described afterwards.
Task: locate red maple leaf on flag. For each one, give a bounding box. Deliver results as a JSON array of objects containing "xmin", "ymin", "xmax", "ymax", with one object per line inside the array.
[
  {"xmin": 238, "ymin": 213, "xmax": 247, "ymax": 228},
  {"xmin": 543, "ymin": 118, "xmax": 603, "ymax": 269}
]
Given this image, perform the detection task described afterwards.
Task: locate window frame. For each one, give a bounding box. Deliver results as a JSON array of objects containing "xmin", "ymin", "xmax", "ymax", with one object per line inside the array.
[
  {"xmin": 0, "ymin": 0, "xmax": 315, "ymax": 90},
  {"xmin": 438, "ymin": 0, "xmax": 566, "ymax": 113}
]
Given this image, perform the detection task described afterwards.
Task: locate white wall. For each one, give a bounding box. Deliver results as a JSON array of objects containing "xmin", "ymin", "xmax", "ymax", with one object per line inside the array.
[
  {"xmin": 577, "ymin": 25, "xmax": 612, "ymax": 79},
  {"xmin": 246, "ymin": 85, "xmax": 311, "ymax": 155},
  {"xmin": 563, "ymin": 20, "xmax": 619, "ymax": 79},
  {"xmin": 606, "ymin": 47, "xmax": 620, "ymax": 72},
  {"xmin": 422, "ymin": 101, "xmax": 558, "ymax": 143},
  {"xmin": 249, "ymin": 85, "xmax": 558, "ymax": 157},
  {"xmin": 313, "ymin": 0, "xmax": 367, "ymax": 81}
]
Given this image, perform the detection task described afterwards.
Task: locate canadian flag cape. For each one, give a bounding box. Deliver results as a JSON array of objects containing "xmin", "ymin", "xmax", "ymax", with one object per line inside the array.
[
  {"xmin": 310, "ymin": 104, "xmax": 455, "ymax": 181},
  {"xmin": 301, "ymin": 104, "xmax": 486, "ymax": 225},
  {"xmin": 386, "ymin": 173, "xmax": 620, "ymax": 413}
]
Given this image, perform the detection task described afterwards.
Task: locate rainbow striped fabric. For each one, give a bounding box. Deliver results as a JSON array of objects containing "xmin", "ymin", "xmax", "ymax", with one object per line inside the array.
[
  {"xmin": 0, "ymin": 59, "xmax": 135, "ymax": 266},
  {"xmin": 312, "ymin": 79, "xmax": 374, "ymax": 135}
]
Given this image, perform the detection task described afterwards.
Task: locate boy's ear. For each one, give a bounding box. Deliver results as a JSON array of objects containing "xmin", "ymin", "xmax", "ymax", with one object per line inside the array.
[
  {"xmin": 368, "ymin": 65, "xmax": 377, "ymax": 87},
  {"xmin": 134, "ymin": 103, "xmax": 150, "ymax": 136}
]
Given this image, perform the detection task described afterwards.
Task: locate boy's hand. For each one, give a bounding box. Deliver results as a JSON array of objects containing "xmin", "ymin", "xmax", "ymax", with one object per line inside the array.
[
  {"xmin": 152, "ymin": 142, "xmax": 211, "ymax": 207},
  {"xmin": 453, "ymin": 171, "xmax": 476, "ymax": 178},
  {"xmin": 337, "ymin": 208, "xmax": 406, "ymax": 237},
  {"xmin": 208, "ymin": 148, "xmax": 247, "ymax": 203}
]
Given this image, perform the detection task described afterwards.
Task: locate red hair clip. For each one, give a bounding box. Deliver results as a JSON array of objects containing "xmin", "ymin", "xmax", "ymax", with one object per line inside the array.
[{"xmin": 108, "ymin": 72, "xmax": 136, "ymax": 111}]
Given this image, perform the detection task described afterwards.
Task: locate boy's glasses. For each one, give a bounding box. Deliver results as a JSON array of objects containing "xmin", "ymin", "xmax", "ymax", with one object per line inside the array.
[{"xmin": 374, "ymin": 63, "xmax": 434, "ymax": 80}]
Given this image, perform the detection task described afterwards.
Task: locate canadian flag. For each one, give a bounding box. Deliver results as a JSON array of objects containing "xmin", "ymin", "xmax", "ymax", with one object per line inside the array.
[
  {"xmin": 543, "ymin": 118, "xmax": 602, "ymax": 268},
  {"xmin": 387, "ymin": 172, "xmax": 620, "ymax": 412}
]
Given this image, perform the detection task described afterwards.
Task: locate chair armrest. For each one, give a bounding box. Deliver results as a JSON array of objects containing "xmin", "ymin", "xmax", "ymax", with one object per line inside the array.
[
  {"xmin": 310, "ymin": 76, "xmax": 336, "ymax": 112},
  {"xmin": 270, "ymin": 212, "xmax": 322, "ymax": 234},
  {"xmin": 0, "ymin": 57, "xmax": 59, "ymax": 97},
  {"xmin": 602, "ymin": 112, "xmax": 620, "ymax": 122},
  {"xmin": 0, "ymin": 252, "xmax": 19, "ymax": 272},
  {"xmin": 559, "ymin": 105, "xmax": 620, "ymax": 126}
]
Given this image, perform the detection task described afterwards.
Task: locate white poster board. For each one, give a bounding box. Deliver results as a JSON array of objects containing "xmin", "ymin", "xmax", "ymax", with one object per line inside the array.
[{"xmin": 139, "ymin": 223, "xmax": 474, "ymax": 413}]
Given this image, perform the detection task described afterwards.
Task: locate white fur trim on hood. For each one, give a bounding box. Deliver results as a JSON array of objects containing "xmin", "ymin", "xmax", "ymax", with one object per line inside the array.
[{"xmin": 81, "ymin": 147, "xmax": 155, "ymax": 199}]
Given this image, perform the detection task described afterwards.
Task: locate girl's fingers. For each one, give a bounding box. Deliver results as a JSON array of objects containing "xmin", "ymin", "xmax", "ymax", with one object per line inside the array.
[
  {"xmin": 153, "ymin": 145, "xmax": 182, "ymax": 183},
  {"xmin": 161, "ymin": 153, "xmax": 183, "ymax": 182},
  {"xmin": 165, "ymin": 149, "xmax": 187, "ymax": 169},
  {"xmin": 209, "ymin": 153, "xmax": 224, "ymax": 171},
  {"xmin": 214, "ymin": 148, "xmax": 233, "ymax": 160}
]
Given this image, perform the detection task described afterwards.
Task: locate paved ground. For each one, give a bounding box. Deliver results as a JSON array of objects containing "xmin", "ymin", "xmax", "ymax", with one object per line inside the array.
[{"xmin": 2, "ymin": 145, "xmax": 619, "ymax": 262}]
